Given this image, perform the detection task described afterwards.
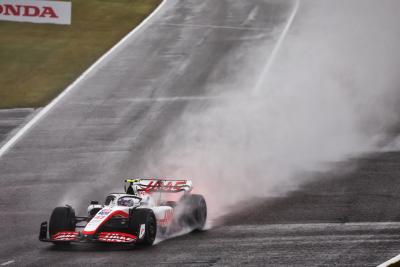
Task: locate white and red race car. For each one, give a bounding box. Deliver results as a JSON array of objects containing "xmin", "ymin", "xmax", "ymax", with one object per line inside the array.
[{"xmin": 39, "ymin": 179, "xmax": 207, "ymax": 246}]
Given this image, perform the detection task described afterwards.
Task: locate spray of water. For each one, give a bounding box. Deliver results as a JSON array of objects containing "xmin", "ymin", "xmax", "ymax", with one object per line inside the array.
[{"xmin": 144, "ymin": 0, "xmax": 400, "ymax": 222}]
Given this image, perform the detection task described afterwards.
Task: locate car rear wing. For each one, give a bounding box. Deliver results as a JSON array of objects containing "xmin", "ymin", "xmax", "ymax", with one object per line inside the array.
[{"xmin": 125, "ymin": 179, "xmax": 193, "ymax": 193}]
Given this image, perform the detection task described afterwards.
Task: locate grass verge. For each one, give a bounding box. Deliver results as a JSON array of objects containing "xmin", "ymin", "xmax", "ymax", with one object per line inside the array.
[{"xmin": 0, "ymin": 0, "xmax": 161, "ymax": 109}]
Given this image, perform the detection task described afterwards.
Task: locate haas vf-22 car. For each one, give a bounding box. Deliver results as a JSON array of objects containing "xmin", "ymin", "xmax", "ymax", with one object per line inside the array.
[{"xmin": 39, "ymin": 179, "xmax": 207, "ymax": 246}]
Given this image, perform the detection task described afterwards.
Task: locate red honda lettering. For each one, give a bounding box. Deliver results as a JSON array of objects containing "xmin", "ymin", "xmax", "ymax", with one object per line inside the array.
[
  {"xmin": 4, "ymin": 4, "xmax": 21, "ymax": 16},
  {"xmin": 40, "ymin": 6, "xmax": 58, "ymax": 18},
  {"xmin": 23, "ymin": 5, "xmax": 40, "ymax": 17}
]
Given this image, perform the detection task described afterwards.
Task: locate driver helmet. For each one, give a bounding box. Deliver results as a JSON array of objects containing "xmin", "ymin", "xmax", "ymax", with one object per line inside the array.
[{"xmin": 117, "ymin": 197, "xmax": 134, "ymax": 207}]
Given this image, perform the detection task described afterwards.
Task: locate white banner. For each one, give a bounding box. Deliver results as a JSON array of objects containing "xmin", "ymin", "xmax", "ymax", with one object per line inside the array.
[{"xmin": 0, "ymin": 0, "xmax": 71, "ymax": 25}]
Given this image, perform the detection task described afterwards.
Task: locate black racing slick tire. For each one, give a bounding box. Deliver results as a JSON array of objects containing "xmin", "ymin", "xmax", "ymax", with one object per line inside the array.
[
  {"xmin": 49, "ymin": 206, "xmax": 76, "ymax": 245},
  {"xmin": 130, "ymin": 209, "xmax": 157, "ymax": 246},
  {"xmin": 179, "ymin": 194, "xmax": 207, "ymax": 231}
]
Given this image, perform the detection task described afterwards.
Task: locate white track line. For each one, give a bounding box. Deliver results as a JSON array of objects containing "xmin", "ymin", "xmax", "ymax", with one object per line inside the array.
[
  {"xmin": 0, "ymin": 0, "xmax": 166, "ymax": 159},
  {"xmin": 378, "ymin": 254, "xmax": 400, "ymax": 267},
  {"xmin": 0, "ymin": 261, "xmax": 15, "ymax": 266},
  {"xmin": 252, "ymin": 0, "xmax": 300, "ymax": 95}
]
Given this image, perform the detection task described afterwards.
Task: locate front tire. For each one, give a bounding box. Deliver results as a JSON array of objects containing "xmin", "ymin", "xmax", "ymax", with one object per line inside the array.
[
  {"xmin": 130, "ymin": 209, "xmax": 157, "ymax": 246},
  {"xmin": 49, "ymin": 206, "xmax": 76, "ymax": 245}
]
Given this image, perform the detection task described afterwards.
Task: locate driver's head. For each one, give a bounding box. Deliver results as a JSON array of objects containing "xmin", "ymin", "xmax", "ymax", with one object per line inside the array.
[{"xmin": 118, "ymin": 197, "xmax": 134, "ymax": 207}]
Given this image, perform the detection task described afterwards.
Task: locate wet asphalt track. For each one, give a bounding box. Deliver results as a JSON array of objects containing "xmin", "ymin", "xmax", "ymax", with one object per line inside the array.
[
  {"xmin": 0, "ymin": 109, "xmax": 34, "ymax": 146},
  {"xmin": 1, "ymin": 0, "xmax": 400, "ymax": 266}
]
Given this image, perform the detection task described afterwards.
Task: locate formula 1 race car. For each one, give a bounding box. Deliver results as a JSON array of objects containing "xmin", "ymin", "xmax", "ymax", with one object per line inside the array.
[{"xmin": 39, "ymin": 179, "xmax": 207, "ymax": 246}]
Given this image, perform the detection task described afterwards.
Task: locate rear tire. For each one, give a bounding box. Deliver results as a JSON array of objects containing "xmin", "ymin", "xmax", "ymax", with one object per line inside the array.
[
  {"xmin": 179, "ymin": 194, "xmax": 207, "ymax": 230},
  {"xmin": 130, "ymin": 209, "xmax": 157, "ymax": 246},
  {"xmin": 49, "ymin": 206, "xmax": 76, "ymax": 245}
]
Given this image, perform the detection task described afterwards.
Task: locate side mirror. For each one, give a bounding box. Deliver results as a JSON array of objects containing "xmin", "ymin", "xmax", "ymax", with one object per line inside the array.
[{"xmin": 90, "ymin": 200, "xmax": 99, "ymax": 205}]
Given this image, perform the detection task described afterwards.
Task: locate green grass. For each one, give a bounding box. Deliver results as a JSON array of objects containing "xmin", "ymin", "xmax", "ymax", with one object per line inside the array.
[{"xmin": 0, "ymin": 0, "xmax": 161, "ymax": 109}]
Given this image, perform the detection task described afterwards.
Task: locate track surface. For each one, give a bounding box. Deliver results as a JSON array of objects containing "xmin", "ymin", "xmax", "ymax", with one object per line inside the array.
[
  {"xmin": 0, "ymin": 109, "xmax": 34, "ymax": 146},
  {"xmin": 224, "ymin": 152, "xmax": 400, "ymax": 225},
  {"xmin": 5, "ymin": 223, "xmax": 400, "ymax": 266},
  {"xmin": 0, "ymin": 0, "xmax": 400, "ymax": 266}
]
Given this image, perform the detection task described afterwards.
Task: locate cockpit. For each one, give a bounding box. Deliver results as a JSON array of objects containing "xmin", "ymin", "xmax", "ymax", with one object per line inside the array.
[
  {"xmin": 117, "ymin": 196, "xmax": 137, "ymax": 207},
  {"xmin": 104, "ymin": 194, "xmax": 141, "ymax": 207}
]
